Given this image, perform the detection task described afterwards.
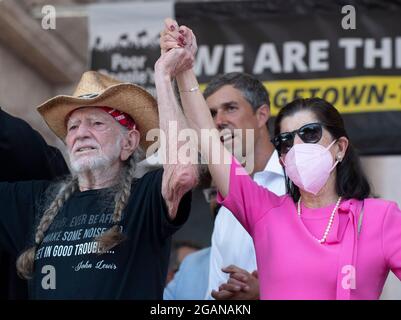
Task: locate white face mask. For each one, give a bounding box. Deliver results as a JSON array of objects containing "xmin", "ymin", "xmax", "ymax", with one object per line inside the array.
[{"xmin": 283, "ymin": 140, "xmax": 339, "ymax": 195}]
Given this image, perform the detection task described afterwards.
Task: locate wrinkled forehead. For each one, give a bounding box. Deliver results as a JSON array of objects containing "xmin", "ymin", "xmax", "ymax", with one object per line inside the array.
[
  {"xmin": 280, "ymin": 109, "xmax": 319, "ymax": 133},
  {"xmin": 66, "ymin": 107, "xmax": 114, "ymax": 124}
]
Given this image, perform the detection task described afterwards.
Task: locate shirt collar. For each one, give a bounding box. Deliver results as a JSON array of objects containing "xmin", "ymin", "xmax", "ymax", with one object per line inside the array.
[{"xmin": 254, "ymin": 150, "xmax": 285, "ymax": 179}]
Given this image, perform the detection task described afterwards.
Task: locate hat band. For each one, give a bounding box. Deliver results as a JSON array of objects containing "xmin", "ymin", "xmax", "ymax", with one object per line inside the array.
[{"xmin": 98, "ymin": 106, "xmax": 136, "ymax": 130}]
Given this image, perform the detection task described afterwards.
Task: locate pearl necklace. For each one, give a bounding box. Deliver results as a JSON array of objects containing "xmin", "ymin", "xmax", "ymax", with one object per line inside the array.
[{"xmin": 297, "ymin": 196, "xmax": 342, "ymax": 244}]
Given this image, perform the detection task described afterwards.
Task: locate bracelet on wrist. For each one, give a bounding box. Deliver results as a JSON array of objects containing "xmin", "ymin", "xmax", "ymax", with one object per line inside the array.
[{"xmin": 179, "ymin": 86, "xmax": 199, "ymax": 93}]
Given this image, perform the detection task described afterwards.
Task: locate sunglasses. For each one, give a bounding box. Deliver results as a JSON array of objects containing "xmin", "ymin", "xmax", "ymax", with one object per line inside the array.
[{"xmin": 272, "ymin": 122, "xmax": 325, "ymax": 155}]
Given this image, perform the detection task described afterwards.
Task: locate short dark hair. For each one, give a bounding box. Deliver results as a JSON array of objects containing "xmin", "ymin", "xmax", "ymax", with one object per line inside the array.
[
  {"xmin": 203, "ymin": 72, "xmax": 270, "ymax": 112},
  {"xmin": 274, "ymin": 97, "xmax": 371, "ymax": 202},
  {"xmin": 168, "ymin": 240, "xmax": 202, "ymax": 272}
]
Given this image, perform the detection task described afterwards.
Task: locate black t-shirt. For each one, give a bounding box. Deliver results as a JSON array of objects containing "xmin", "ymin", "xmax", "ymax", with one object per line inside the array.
[{"xmin": 0, "ymin": 169, "xmax": 191, "ymax": 299}]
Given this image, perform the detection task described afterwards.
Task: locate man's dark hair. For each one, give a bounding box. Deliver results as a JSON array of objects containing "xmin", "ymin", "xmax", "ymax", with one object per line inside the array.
[
  {"xmin": 203, "ymin": 72, "xmax": 270, "ymax": 113},
  {"xmin": 168, "ymin": 240, "xmax": 203, "ymax": 272}
]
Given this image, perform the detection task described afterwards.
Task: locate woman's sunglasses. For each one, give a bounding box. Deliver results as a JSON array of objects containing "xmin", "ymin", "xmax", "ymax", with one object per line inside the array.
[{"xmin": 272, "ymin": 122, "xmax": 325, "ymax": 155}]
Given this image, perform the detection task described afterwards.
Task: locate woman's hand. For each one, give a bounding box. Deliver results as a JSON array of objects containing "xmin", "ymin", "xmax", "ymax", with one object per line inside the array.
[
  {"xmin": 160, "ymin": 18, "xmax": 197, "ymax": 55},
  {"xmin": 154, "ymin": 46, "xmax": 194, "ymax": 79},
  {"xmin": 156, "ymin": 17, "xmax": 197, "ymax": 79}
]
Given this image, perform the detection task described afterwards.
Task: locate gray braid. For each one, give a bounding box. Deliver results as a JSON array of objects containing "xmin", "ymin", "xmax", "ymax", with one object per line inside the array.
[
  {"xmin": 112, "ymin": 156, "xmax": 137, "ymax": 223},
  {"xmin": 16, "ymin": 177, "xmax": 78, "ymax": 279},
  {"xmin": 96, "ymin": 148, "xmax": 142, "ymax": 253}
]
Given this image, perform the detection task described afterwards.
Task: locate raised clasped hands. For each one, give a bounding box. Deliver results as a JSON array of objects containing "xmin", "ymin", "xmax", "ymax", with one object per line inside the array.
[{"xmin": 155, "ymin": 18, "xmax": 198, "ymax": 79}]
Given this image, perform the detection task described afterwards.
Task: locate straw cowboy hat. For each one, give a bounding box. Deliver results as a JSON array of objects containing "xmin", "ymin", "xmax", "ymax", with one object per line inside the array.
[{"xmin": 37, "ymin": 71, "xmax": 159, "ymax": 150}]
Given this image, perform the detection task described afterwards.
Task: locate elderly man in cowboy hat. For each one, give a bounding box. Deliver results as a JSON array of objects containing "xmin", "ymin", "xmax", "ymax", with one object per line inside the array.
[{"xmin": 0, "ymin": 51, "xmax": 198, "ymax": 299}]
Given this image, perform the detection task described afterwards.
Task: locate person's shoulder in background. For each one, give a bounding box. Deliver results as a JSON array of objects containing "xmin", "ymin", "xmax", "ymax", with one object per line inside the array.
[
  {"xmin": 0, "ymin": 107, "xmax": 69, "ymax": 182},
  {"xmin": 164, "ymin": 247, "xmax": 211, "ymax": 300}
]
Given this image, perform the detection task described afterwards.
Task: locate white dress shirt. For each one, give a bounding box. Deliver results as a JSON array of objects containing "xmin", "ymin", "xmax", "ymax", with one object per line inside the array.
[{"xmin": 205, "ymin": 150, "xmax": 286, "ymax": 299}]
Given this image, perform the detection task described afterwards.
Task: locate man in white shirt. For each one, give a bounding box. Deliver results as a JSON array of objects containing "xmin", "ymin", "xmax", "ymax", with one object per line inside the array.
[{"xmin": 202, "ymin": 72, "xmax": 286, "ymax": 299}]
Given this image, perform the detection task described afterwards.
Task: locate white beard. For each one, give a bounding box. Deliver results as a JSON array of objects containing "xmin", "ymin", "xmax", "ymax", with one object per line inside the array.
[
  {"xmin": 68, "ymin": 137, "xmax": 122, "ymax": 174},
  {"xmin": 70, "ymin": 153, "xmax": 112, "ymax": 173}
]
